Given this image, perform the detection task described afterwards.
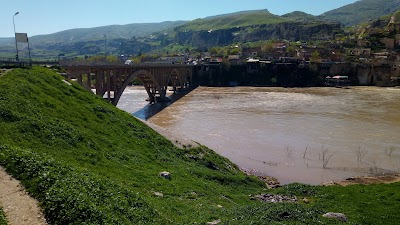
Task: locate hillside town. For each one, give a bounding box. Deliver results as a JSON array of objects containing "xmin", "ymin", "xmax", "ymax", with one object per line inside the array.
[{"xmin": 115, "ymin": 14, "xmax": 400, "ymax": 87}]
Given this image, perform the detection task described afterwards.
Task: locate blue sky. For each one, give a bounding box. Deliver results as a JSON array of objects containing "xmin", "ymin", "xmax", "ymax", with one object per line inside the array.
[{"xmin": 1, "ymin": 0, "xmax": 358, "ymax": 37}]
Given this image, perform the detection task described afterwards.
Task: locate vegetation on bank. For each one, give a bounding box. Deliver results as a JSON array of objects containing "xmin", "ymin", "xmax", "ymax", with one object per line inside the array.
[
  {"xmin": 0, "ymin": 67, "xmax": 399, "ymax": 224},
  {"xmin": 0, "ymin": 209, "xmax": 7, "ymax": 225}
]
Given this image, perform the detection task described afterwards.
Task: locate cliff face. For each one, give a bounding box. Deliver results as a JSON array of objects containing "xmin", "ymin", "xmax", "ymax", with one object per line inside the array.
[{"xmin": 174, "ymin": 22, "xmax": 341, "ymax": 48}]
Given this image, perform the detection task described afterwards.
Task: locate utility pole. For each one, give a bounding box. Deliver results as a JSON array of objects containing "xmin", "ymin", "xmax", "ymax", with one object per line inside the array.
[
  {"xmin": 13, "ymin": 12, "xmax": 19, "ymax": 62},
  {"xmin": 104, "ymin": 34, "xmax": 107, "ymax": 60}
]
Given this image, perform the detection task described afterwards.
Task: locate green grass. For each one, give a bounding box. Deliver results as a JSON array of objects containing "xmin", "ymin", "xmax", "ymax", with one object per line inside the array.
[
  {"xmin": 0, "ymin": 208, "xmax": 7, "ymax": 225},
  {"xmin": 0, "ymin": 67, "xmax": 399, "ymax": 224},
  {"xmin": 0, "ymin": 67, "xmax": 265, "ymax": 224}
]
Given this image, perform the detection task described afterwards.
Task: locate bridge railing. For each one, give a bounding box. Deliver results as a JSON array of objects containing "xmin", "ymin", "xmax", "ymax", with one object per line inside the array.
[
  {"xmin": 59, "ymin": 59, "xmax": 125, "ymax": 67},
  {"xmin": 60, "ymin": 59, "xmax": 194, "ymax": 68},
  {"xmin": 0, "ymin": 57, "xmax": 32, "ymax": 67},
  {"xmin": 0, "ymin": 57, "xmax": 15, "ymax": 62}
]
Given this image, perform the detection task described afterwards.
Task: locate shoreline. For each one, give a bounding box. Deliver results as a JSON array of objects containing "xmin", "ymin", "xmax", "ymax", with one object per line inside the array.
[
  {"xmin": 140, "ymin": 119, "xmax": 199, "ymax": 148},
  {"xmin": 140, "ymin": 119, "xmax": 400, "ymax": 187}
]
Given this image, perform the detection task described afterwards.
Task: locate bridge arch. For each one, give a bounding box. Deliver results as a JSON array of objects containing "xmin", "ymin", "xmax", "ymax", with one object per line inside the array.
[
  {"xmin": 62, "ymin": 64, "xmax": 194, "ymax": 106},
  {"xmin": 170, "ymin": 68, "xmax": 181, "ymax": 92},
  {"xmin": 169, "ymin": 68, "xmax": 193, "ymax": 92},
  {"xmin": 113, "ymin": 69, "xmax": 159, "ymax": 105}
]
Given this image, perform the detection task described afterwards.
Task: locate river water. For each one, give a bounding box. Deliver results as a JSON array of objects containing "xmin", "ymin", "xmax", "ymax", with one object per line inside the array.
[{"xmin": 117, "ymin": 86, "xmax": 400, "ymax": 185}]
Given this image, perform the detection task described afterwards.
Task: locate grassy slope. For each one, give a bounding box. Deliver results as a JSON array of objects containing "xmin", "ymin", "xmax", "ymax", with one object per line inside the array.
[
  {"xmin": 0, "ymin": 67, "xmax": 266, "ymax": 224},
  {"xmin": 320, "ymin": 0, "xmax": 400, "ymax": 27},
  {"xmin": 281, "ymin": 11, "xmax": 317, "ymax": 22},
  {"xmin": 0, "ymin": 67, "xmax": 399, "ymax": 224},
  {"xmin": 177, "ymin": 10, "xmax": 287, "ymax": 31}
]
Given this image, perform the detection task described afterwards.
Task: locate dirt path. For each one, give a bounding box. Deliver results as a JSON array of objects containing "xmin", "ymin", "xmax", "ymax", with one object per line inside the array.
[
  {"xmin": 0, "ymin": 69, "xmax": 12, "ymax": 77},
  {"xmin": 0, "ymin": 167, "xmax": 48, "ymax": 225}
]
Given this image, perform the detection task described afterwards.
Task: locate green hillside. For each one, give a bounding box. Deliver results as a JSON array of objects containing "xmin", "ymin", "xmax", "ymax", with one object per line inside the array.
[
  {"xmin": 176, "ymin": 10, "xmax": 287, "ymax": 31},
  {"xmin": 0, "ymin": 68, "xmax": 399, "ymax": 224},
  {"xmin": 320, "ymin": 0, "xmax": 400, "ymax": 26},
  {"xmin": 29, "ymin": 21, "xmax": 187, "ymax": 44},
  {"xmin": 281, "ymin": 11, "xmax": 317, "ymax": 22},
  {"xmin": 0, "ymin": 67, "xmax": 267, "ymax": 224}
]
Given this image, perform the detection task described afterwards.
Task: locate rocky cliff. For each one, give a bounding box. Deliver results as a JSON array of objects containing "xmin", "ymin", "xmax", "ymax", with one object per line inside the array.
[{"xmin": 173, "ymin": 22, "xmax": 341, "ymax": 49}]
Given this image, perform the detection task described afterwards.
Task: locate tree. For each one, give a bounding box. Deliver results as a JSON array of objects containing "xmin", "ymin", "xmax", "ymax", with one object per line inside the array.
[
  {"xmin": 286, "ymin": 46, "xmax": 296, "ymax": 57},
  {"xmin": 261, "ymin": 42, "xmax": 274, "ymax": 53},
  {"xmin": 106, "ymin": 55, "xmax": 118, "ymax": 63},
  {"xmin": 222, "ymin": 58, "xmax": 231, "ymax": 71},
  {"xmin": 310, "ymin": 51, "xmax": 321, "ymax": 63},
  {"xmin": 209, "ymin": 47, "xmax": 219, "ymax": 56}
]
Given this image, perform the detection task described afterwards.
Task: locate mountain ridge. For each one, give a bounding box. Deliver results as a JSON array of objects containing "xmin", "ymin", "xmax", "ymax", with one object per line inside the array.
[{"xmin": 320, "ymin": 0, "xmax": 400, "ymax": 26}]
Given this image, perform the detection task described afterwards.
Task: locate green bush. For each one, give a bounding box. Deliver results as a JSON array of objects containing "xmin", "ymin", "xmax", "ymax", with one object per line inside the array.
[{"xmin": 0, "ymin": 208, "xmax": 7, "ymax": 225}]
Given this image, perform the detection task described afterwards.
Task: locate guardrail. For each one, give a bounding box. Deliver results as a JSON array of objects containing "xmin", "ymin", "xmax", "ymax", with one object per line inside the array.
[
  {"xmin": 0, "ymin": 57, "xmax": 17, "ymax": 63},
  {"xmin": 0, "ymin": 58, "xmax": 32, "ymax": 67}
]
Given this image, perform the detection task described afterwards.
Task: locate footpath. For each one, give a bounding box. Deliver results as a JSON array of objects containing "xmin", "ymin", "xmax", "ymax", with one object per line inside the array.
[{"xmin": 0, "ymin": 167, "xmax": 48, "ymax": 225}]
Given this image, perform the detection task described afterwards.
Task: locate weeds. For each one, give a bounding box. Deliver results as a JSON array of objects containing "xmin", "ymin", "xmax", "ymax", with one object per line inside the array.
[
  {"xmin": 355, "ymin": 146, "xmax": 368, "ymax": 163},
  {"xmin": 265, "ymin": 160, "xmax": 278, "ymax": 166},
  {"xmin": 321, "ymin": 146, "xmax": 334, "ymax": 169},
  {"xmin": 303, "ymin": 146, "xmax": 308, "ymax": 159},
  {"xmin": 285, "ymin": 145, "xmax": 294, "ymax": 158},
  {"xmin": 369, "ymin": 159, "xmax": 381, "ymax": 174},
  {"xmin": 384, "ymin": 146, "xmax": 396, "ymax": 157}
]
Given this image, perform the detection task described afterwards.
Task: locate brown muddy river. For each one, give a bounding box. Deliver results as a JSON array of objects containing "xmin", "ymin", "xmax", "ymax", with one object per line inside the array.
[{"xmin": 118, "ymin": 86, "xmax": 400, "ymax": 185}]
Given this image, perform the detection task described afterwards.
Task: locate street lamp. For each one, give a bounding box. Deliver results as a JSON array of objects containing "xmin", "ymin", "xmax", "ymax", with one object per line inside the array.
[{"xmin": 13, "ymin": 12, "xmax": 19, "ymax": 62}]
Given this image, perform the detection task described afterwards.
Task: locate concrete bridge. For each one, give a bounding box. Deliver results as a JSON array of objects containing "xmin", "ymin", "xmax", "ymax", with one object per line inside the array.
[{"xmin": 61, "ymin": 62, "xmax": 194, "ymax": 105}]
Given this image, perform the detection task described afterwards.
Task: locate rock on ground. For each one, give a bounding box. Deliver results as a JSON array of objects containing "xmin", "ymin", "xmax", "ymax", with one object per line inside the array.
[{"xmin": 322, "ymin": 212, "xmax": 348, "ymax": 222}]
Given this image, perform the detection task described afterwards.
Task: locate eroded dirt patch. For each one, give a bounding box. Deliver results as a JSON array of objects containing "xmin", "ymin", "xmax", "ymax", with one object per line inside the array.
[
  {"xmin": 0, "ymin": 167, "xmax": 48, "ymax": 225},
  {"xmin": 322, "ymin": 174, "xmax": 400, "ymax": 186}
]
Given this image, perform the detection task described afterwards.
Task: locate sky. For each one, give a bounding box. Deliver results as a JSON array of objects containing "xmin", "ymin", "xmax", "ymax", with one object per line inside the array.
[{"xmin": 1, "ymin": 0, "xmax": 358, "ymax": 38}]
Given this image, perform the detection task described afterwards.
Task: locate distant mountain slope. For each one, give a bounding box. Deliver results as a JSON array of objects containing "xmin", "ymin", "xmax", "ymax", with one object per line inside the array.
[
  {"xmin": 28, "ymin": 21, "xmax": 187, "ymax": 44},
  {"xmin": 177, "ymin": 9, "xmax": 287, "ymax": 31},
  {"xmin": 168, "ymin": 9, "xmax": 339, "ymax": 49},
  {"xmin": 281, "ymin": 11, "xmax": 317, "ymax": 22},
  {"xmin": 320, "ymin": 0, "xmax": 400, "ymax": 27},
  {"xmin": 0, "ymin": 38, "xmax": 13, "ymax": 45}
]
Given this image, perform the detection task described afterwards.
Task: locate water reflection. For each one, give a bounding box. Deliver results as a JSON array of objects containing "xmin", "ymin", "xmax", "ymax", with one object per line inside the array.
[{"xmin": 118, "ymin": 86, "xmax": 194, "ymax": 120}]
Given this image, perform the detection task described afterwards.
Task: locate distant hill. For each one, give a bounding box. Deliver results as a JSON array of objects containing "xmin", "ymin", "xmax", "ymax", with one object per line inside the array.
[
  {"xmin": 0, "ymin": 21, "xmax": 187, "ymax": 59},
  {"xmin": 29, "ymin": 21, "xmax": 187, "ymax": 44},
  {"xmin": 167, "ymin": 10, "xmax": 339, "ymax": 49},
  {"xmin": 176, "ymin": 9, "xmax": 287, "ymax": 31},
  {"xmin": 0, "ymin": 9, "xmax": 342, "ymax": 59},
  {"xmin": 0, "ymin": 38, "xmax": 13, "ymax": 47},
  {"xmin": 320, "ymin": 0, "xmax": 400, "ymax": 27},
  {"xmin": 7, "ymin": 1, "xmax": 400, "ymax": 59},
  {"xmin": 281, "ymin": 11, "xmax": 317, "ymax": 22}
]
